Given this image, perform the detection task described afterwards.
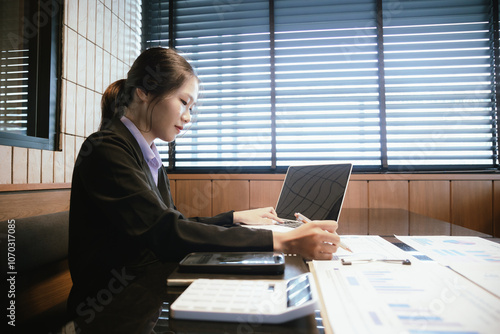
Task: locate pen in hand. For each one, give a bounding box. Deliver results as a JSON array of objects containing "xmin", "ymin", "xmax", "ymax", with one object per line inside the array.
[{"xmin": 294, "ymin": 212, "xmax": 353, "ymax": 253}]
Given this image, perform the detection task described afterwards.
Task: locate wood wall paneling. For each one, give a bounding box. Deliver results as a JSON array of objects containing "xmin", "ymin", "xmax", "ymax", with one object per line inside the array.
[
  {"xmin": 168, "ymin": 174, "xmax": 286, "ymax": 181},
  {"xmin": 367, "ymin": 181, "xmax": 409, "ymax": 235},
  {"xmin": 0, "ymin": 145, "xmax": 12, "ymax": 184},
  {"xmin": 170, "ymin": 179, "xmax": 176, "ymax": 203},
  {"xmin": 41, "ymin": 150, "xmax": 54, "ymax": 184},
  {"xmin": 342, "ymin": 180, "xmax": 368, "ymax": 208},
  {"xmin": 54, "ymin": 151, "xmax": 65, "ymax": 183},
  {"xmin": 368, "ymin": 181, "xmax": 409, "ymax": 209},
  {"xmin": 338, "ymin": 181, "xmax": 369, "ymax": 235},
  {"xmin": 409, "ymin": 181, "xmax": 451, "ymax": 235},
  {"xmin": 212, "ymin": 180, "xmax": 249, "ymax": 215},
  {"xmin": 337, "ymin": 209, "xmax": 370, "ymax": 235},
  {"xmin": 28, "ymin": 149, "xmax": 42, "ymax": 184},
  {"xmin": 494, "ymin": 181, "xmax": 500, "ymax": 238},
  {"xmin": 249, "ymin": 180, "xmax": 283, "ymax": 209},
  {"xmin": 175, "ymin": 180, "xmax": 212, "ymax": 218},
  {"xmin": 13, "ymin": 147, "xmax": 28, "ymax": 184},
  {"xmin": 451, "ymin": 181, "xmax": 493, "ymax": 235}
]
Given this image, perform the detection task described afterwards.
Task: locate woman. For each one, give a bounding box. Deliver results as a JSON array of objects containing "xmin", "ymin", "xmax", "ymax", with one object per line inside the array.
[{"xmin": 67, "ymin": 47, "xmax": 340, "ymax": 331}]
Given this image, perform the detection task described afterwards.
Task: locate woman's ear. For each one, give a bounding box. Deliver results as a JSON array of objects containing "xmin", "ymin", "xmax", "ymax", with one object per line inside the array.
[{"xmin": 135, "ymin": 88, "xmax": 149, "ymax": 103}]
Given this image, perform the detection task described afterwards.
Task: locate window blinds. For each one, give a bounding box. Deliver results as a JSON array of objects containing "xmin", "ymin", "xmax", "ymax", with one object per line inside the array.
[
  {"xmin": 143, "ymin": 0, "xmax": 499, "ymax": 171},
  {"xmin": 274, "ymin": 0, "xmax": 380, "ymax": 167},
  {"xmin": 171, "ymin": 0, "xmax": 273, "ymax": 168},
  {"xmin": 0, "ymin": 0, "xmax": 60, "ymax": 150},
  {"xmin": 0, "ymin": 49, "xmax": 28, "ymax": 136},
  {"xmin": 0, "ymin": 2, "xmax": 29, "ymax": 136},
  {"xmin": 142, "ymin": 0, "xmax": 170, "ymax": 49},
  {"xmin": 383, "ymin": 0, "xmax": 496, "ymax": 168}
]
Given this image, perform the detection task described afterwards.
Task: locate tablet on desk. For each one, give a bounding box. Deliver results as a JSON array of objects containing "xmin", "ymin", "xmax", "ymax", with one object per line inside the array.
[
  {"xmin": 178, "ymin": 252, "xmax": 286, "ymax": 275},
  {"xmin": 168, "ymin": 253, "xmax": 307, "ymax": 287}
]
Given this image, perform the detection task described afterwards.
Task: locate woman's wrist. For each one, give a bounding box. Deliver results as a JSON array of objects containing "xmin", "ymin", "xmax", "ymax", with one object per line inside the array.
[
  {"xmin": 272, "ymin": 231, "xmax": 289, "ymax": 253},
  {"xmin": 233, "ymin": 211, "xmax": 241, "ymax": 224}
]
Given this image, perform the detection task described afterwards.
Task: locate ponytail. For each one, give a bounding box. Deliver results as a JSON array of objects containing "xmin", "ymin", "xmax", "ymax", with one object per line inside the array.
[{"xmin": 99, "ymin": 79, "xmax": 126, "ymax": 130}]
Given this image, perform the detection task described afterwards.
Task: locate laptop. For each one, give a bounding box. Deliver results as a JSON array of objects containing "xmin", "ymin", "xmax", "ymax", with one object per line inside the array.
[
  {"xmin": 166, "ymin": 163, "xmax": 352, "ymax": 286},
  {"xmin": 274, "ymin": 163, "xmax": 353, "ymax": 223}
]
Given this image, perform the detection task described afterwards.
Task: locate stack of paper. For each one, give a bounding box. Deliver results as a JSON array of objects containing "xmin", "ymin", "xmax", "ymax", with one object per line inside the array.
[
  {"xmin": 310, "ymin": 236, "xmax": 500, "ymax": 334},
  {"xmin": 396, "ymin": 236, "xmax": 500, "ymax": 298}
]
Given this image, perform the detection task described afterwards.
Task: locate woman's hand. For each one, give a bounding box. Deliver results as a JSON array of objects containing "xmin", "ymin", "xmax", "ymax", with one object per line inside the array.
[
  {"xmin": 233, "ymin": 207, "xmax": 283, "ymax": 225},
  {"xmin": 272, "ymin": 220, "xmax": 340, "ymax": 260}
]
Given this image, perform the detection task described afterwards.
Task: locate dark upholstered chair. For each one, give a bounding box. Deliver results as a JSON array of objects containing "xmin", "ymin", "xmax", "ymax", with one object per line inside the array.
[{"xmin": 1, "ymin": 211, "xmax": 72, "ymax": 333}]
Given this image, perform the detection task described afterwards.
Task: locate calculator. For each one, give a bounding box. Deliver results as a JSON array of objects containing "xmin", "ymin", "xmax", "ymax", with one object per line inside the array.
[{"xmin": 170, "ymin": 273, "xmax": 318, "ymax": 324}]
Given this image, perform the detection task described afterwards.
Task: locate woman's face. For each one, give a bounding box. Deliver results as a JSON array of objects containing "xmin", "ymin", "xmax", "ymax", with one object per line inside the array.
[{"xmin": 149, "ymin": 76, "xmax": 199, "ymax": 143}]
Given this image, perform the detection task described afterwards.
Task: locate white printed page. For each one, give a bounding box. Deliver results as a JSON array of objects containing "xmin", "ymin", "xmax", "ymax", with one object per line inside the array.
[
  {"xmin": 310, "ymin": 259, "xmax": 500, "ymax": 334},
  {"xmin": 332, "ymin": 235, "xmax": 413, "ymax": 262},
  {"xmin": 395, "ymin": 236, "xmax": 500, "ymax": 265},
  {"xmin": 396, "ymin": 236, "xmax": 500, "ymax": 298}
]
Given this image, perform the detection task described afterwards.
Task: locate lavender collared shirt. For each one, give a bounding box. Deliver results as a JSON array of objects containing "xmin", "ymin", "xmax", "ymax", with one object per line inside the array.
[{"xmin": 120, "ymin": 116, "xmax": 162, "ymax": 186}]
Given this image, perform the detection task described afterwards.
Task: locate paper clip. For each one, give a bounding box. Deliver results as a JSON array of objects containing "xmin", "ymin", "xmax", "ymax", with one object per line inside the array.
[{"xmin": 341, "ymin": 258, "xmax": 411, "ymax": 265}]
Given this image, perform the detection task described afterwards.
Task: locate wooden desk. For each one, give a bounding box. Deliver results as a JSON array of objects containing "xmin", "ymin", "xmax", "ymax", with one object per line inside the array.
[
  {"xmin": 152, "ymin": 209, "xmax": 494, "ymax": 334},
  {"xmin": 338, "ymin": 208, "xmax": 492, "ymax": 237},
  {"xmin": 71, "ymin": 208, "xmax": 493, "ymax": 333}
]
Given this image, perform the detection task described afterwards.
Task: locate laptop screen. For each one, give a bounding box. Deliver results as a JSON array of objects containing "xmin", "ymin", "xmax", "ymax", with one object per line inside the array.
[{"xmin": 275, "ymin": 163, "xmax": 353, "ymax": 221}]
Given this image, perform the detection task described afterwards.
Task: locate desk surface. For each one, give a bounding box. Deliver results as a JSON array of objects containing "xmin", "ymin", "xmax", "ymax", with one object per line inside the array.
[
  {"xmin": 338, "ymin": 208, "xmax": 492, "ymax": 237},
  {"xmin": 70, "ymin": 209, "xmax": 497, "ymax": 334}
]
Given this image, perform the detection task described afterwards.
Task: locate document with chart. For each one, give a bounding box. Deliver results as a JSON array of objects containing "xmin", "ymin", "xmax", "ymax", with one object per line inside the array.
[
  {"xmin": 310, "ymin": 259, "xmax": 500, "ymax": 334},
  {"xmin": 331, "ymin": 235, "xmax": 413, "ymax": 262},
  {"xmin": 396, "ymin": 236, "xmax": 500, "ymax": 298}
]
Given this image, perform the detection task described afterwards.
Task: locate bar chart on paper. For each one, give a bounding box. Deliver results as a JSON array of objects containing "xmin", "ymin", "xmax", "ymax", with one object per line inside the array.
[
  {"xmin": 396, "ymin": 236, "xmax": 500, "ymax": 264},
  {"xmin": 396, "ymin": 236, "xmax": 500, "ymax": 297},
  {"xmin": 310, "ymin": 259, "xmax": 500, "ymax": 334}
]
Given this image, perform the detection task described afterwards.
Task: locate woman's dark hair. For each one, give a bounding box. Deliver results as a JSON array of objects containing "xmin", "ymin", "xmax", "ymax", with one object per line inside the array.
[{"xmin": 99, "ymin": 47, "xmax": 197, "ymax": 130}]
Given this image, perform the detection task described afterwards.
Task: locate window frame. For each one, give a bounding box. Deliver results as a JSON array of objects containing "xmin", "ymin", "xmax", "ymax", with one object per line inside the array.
[
  {"xmin": 0, "ymin": 0, "xmax": 62, "ymax": 151},
  {"xmin": 142, "ymin": 0, "xmax": 500, "ymax": 173}
]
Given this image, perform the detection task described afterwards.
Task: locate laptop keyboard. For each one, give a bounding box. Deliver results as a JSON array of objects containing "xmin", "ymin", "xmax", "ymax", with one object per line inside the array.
[{"xmin": 279, "ymin": 220, "xmax": 304, "ymax": 228}]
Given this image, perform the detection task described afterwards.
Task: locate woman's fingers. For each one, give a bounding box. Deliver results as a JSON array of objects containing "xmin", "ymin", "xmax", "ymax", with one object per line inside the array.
[
  {"xmin": 302, "ymin": 222, "xmax": 341, "ymax": 259},
  {"xmin": 322, "ymin": 230, "xmax": 341, "ymax": 246},
  {"xmin": 311, "ymin": 220, "xmax": 338, "ymax": 233},
  {"xmin": 273, "ymin": 218, "xmax": 344, "ymax": 260},
  {"xmin": 262, "ymin": 208, "xmax": 282, "ymax": 222},
  {"xmin": 305, "ymin": 242, "xmax": 338, "ymax": 260},
  {"xmin": 320, "ymin": 240, "xmax": 339, "ymax": 253},
  {"xmin": 234, "ymin": 207, "xmax": 283, "ymax": 225}
]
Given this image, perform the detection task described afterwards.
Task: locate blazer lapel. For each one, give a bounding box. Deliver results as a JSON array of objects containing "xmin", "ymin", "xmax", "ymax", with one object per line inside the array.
[
  {"xmin": 108, "ymin": 117, "xmax": 164, "ymax": 201},
  {"xmin": 158, "ymin": 166, "xmax": 175, "ymax": 209}
]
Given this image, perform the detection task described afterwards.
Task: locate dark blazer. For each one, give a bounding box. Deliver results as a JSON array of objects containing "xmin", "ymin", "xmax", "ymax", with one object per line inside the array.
[{"xmin": 67, "ymin": 117, "xmax": 273, "ymax": 317}]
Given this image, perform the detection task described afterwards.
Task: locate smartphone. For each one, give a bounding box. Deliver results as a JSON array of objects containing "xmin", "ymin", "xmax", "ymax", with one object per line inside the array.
[{"xmin": 178, "ymin": 252, "xmax": 285, "ymax": 274}]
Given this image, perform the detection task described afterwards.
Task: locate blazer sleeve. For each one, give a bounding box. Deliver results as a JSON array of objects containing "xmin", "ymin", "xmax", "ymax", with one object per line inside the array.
[
  {"xmin": 73, "ymin": 131, "xmax": 273, "ymax": 262},
  {"xmin": 157, "ymin": 166, "xmax": 234, "ymax": 227}
]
